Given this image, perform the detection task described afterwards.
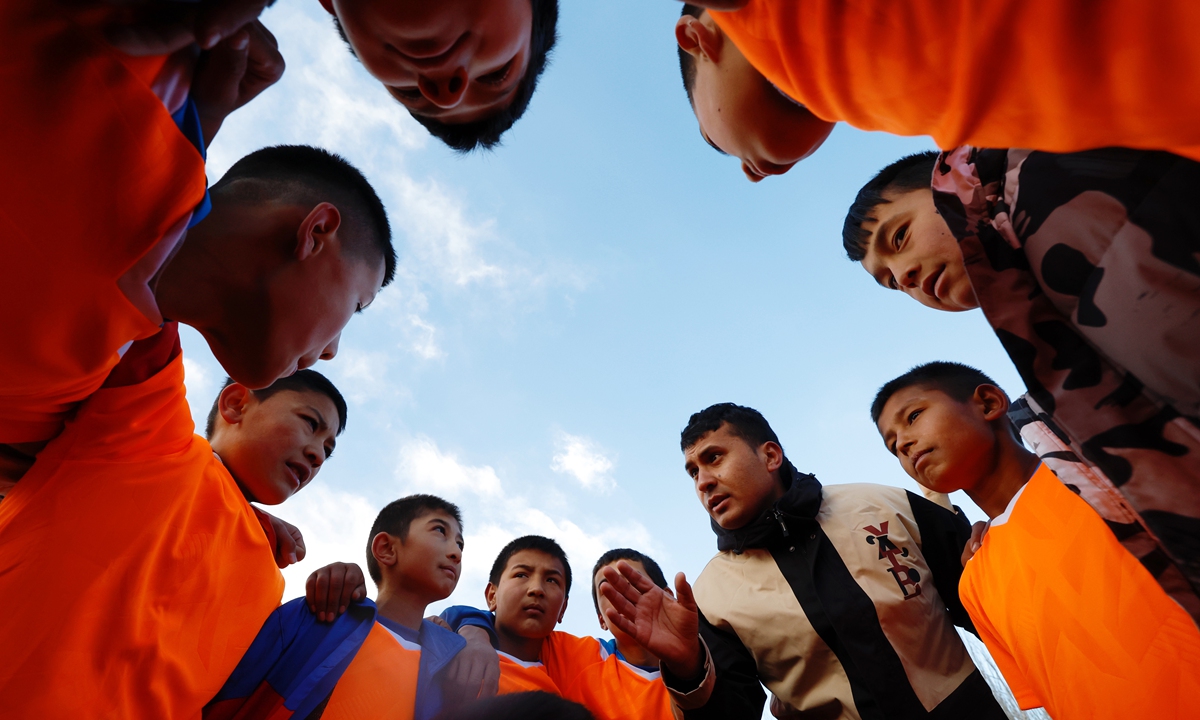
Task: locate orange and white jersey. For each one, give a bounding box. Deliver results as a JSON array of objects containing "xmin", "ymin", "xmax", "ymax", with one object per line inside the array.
[{"xmin": 497, "ymin": 652, "xmax": 562, "ymax": 695}]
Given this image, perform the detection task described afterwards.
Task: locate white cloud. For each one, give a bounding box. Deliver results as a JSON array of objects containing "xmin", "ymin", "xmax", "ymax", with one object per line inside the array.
[
  {"xmin": 272, "ymin": 484, "xmax": 380, "ymax": 600},
  {"xmin": 396, "ymin": 437, "xmax": 504, "ymax": 498},
  {"xmin": 552, "ymin": 433, "xmax": 616, "ymax": 491},
  {"xmin": 393, "ymin": 176, "xmax": 505, "ymax": 288}
]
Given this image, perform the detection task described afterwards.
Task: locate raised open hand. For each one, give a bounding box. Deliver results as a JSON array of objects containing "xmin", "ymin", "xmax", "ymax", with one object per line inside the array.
[
  {"xmin": 600, "ymin": 561, "xmax": 703, "ymax": 677},
  {"xmin": 100, "ymin": 0, "xmax": 273, "ymax": 57}
]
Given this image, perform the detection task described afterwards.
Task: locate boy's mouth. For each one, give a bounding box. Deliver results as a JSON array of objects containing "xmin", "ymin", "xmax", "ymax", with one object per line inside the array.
[
  {"xmin": 438, "ymin": 564, "xmax": 459, "ymax": 582},
  {"xmin": 284, "ymin": 461, "xmax": 310, "ymax": 489},
  {"xmin": 520, "ymin": 603, "xmax": 546, "ymax": 617},
  {"xmin": 911, "ymin": 447, "xmax": 933, "ymax": 472}
]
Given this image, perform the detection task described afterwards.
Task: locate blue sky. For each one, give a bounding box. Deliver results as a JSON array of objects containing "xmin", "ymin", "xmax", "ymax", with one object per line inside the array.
[{"xmin": 182, "ymin": 0, "xmax": 1029, "ymax": 701}]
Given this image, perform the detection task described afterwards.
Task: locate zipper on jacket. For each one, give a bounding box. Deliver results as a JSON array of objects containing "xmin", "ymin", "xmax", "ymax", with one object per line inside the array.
[{"xmin": 773, "ymin": 508, "xmax": 790, "ymax": 538}]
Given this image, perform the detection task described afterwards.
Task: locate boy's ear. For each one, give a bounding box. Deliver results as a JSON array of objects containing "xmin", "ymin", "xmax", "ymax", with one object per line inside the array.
[
  {"xmin": 675, "ymin": 15, "xmax": 720, "ymax": 62},
  {"xmin": 217, "ymin": 383, "xmax": 252, "ymax": 428},
  {"xmin": 370, "ymin": 532, "xmax": 398, "ymax": 574},
  {"xmin": 758, "ymin": 441, "xmax": 784, "ymax": 474},
  {"xmin": 974, "ymin": 384, "xmax": 1011, "ymax": 423},
  {"xmin": 485, "ymin": 582, "xmax": 499, "ymax": 613},
  {"xmin": 557, "ymin": 595, "xmax": 568, "ymax": 624},
  {"xmin": 295, "ymin": 202, "xmax": 342, "ymax": 261},
  {"xmin": 597, "ymin": 611, "xmax": 609, "ymax": 632}
]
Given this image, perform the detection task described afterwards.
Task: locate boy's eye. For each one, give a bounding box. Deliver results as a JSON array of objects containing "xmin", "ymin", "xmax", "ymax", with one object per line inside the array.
[
  {"xmin": 893, "ymin": 225, "xmax": 907, "ymax": 249},
  {"xmin": 478, "ymin": 60, "xmax": 513, "ymax": 87},
  {"xmin": 435, "ymin": 526, "xmax": 446, "ymax": 535},
  {"xmin": 908, "ymin": 409, "xmax": 921, "ymax": 424},
  {"xmin": 457, "ymin": 541, "xmax": 465, "ymax": 550},
  {"xmin": 888, "ymin": 275, "xmax": 898, "ymax": 290},
  {"xmin": 302, "ymin": 415, "xmax": 318, "ymax": 431}
]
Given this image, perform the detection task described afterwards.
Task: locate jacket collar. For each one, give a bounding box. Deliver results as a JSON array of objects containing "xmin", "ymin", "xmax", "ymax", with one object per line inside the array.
[{"xmin": 712, "ymin": 459, "xmax": 823, "ymax": 554}]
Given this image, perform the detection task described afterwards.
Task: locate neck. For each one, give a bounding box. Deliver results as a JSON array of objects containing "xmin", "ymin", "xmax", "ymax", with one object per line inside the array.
[
  {"xmin": 965, "ymin": 437, "xmax": 1041, "ymax": 518},
  {"xmin": 614, "ymin": 637, "xmax": 658, "ymax": 668},
  {"xmin": 496, "ymin": 624, "xmax": 544, "ymax": 663},
  {"xmin": 375, "ymin": 582, "xmax": 432, "ymax": 632}
]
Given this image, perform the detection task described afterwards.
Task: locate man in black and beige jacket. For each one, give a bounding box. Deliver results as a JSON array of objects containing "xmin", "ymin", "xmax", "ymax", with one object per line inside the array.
[{"xmin": 598, "ymin": 403, "xmax": 1006, "ymax": 719}]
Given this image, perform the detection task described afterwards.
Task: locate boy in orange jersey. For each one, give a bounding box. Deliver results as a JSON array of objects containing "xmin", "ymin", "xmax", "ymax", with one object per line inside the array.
[
  {"xmin": 0, "ymin": 323, "xmax": 350, "ymax": 720},
  {"xmin": 674, "ymin": 1, "xmax": 1200, "ymax": 180},
  {"xmin": 443, "ymin": 542, "xmax": 678, "ymax": 720},
  {"xmin": 443, "ymin": 536, "xmax": 573, "ymax": 695},
  {"xmin": 872, "ymin": 361, "xmax": 1200, "ymax": 719},
  {"xmin": 208, "ymin": 495, "xmax": 499, "ymax": 720},
  {"xmin": 843, "ymin": 149, "xmax": 1200, "ymax": 617},
  {"xmin": 0, "ymin": 142, "xmax": 394, "ymax": 490}
]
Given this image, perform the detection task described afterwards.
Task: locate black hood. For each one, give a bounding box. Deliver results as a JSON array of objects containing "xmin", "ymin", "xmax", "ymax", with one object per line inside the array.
[{"xmin": 712, "ymin": 458, "xmax": 823, "ymax": 554}]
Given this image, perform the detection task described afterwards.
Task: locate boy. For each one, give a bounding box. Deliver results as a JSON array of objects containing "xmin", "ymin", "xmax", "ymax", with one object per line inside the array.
[
  {"xmin": 872, "ymin": 361, "xmax": 1200, "ymax": 719},
  {"xmin": 443, "ymin": 535, "xmax": 573, "ymax": 695},
  {"xmin": 843, "ymin": 148, "xmax": 1200, "ymax": 616},
  {"xmin": 0, "ymin": 143, "xmax": 394, "ymax": 488},
  {"xmin": 0, "ymin": 324, "xmax": 348, "ymax": 718},
  {"xmin": 322, "ymin": 0, "xmax": 559, "ymax": 152},
  {"xmin": 675, "ymin": 1, "xmax": 1200, "ymax": 180},
  {"xmin": 207, "ymin": 495, "xmax": 477, "ymax": 720},
  {"xmin": 600, "ymin": 403, "xmax": 1006, "ymax": 719}
]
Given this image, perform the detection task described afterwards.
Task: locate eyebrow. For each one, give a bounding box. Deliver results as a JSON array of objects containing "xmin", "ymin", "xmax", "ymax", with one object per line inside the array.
[{"xmin": 867, "ymin": 215, "xmax": 901, "ymax": 287}]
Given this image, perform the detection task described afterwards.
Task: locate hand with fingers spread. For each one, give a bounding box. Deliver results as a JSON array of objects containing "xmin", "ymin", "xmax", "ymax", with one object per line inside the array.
[
  {"xmin": 599, "ymin": 561, "xmax": 703, "ymax": 678},
  {"xmin": 961, "ymin": 521, "xmax": 989, "ymax": 567},
  {"xmin": 306, "ymin": 562, "xmax": 367, "ymax": 623},
  {"xmin": 100, "ymin": 0, "xmax": 273, "ymax": 57},
  {"xmin": 441, "ymin": 625, "xmax": 501, "ymax": 703},
  {"xmin": 191, "ymin": 19, "xmax": 284, "ymax": 142}
]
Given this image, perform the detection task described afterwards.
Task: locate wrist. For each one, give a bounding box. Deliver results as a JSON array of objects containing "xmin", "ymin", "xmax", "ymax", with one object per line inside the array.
[{"xmin": 664, "ymin": 639, "xmax": 704, "ymax": 679}]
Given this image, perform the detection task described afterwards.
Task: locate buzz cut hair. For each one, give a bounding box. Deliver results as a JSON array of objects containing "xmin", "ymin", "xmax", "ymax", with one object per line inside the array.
[
  {"xmin": 590, "ymin": 548, "xmax": 667, "ymax": 617},
  {"xmin": 204, "ymin": 370, "xmax": 348, "ymax": 440},
  {"xmin": 332, "ymin": 0, "xmax": 559, "ymax": 153},
  {"xmin": 210, "ymin": 145, "xmax": 396, "ymax": 286},
  {"xmin": 489, "ymin": 535, "xmax": 572, "ymax": 596},
  {"xmin": 870, "ymin": 361, "xmax": 1008, "ymax": 425},
  {"xmin": 365, "ymin": 494, "xmax": 463, "ymax": 585},
  {"xmin": 842, "ymin": 150, "xmax": 940, "ymax": 262}
]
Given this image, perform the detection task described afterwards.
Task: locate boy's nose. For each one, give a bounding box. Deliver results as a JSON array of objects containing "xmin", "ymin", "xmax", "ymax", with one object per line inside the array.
[
  {"xmin": 319, "ymin": 334, "xmax": 341, "ymax": 362},
  {"xmin": 417, "ymin": 67, "xmax": 469, "ymax": 109}
]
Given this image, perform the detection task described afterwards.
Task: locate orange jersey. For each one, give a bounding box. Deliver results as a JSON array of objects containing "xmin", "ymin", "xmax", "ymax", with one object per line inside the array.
[
  {"xmin": 711, "ymin": 0, "xmax": 1200, "ymax": 160},
  {"xmin": 0, "ymin": 0, "xmax": 206, "ymax": 445},
  {"xmin": 542, "ymin": 634, "xmax": 674, "ymax": 720},
  {"xmin": 497, "ymin": 653, "xmax": 563, "ymax": 695},
  {"xmin": 0, "ymin": 349, "xmax": 284, "ymax": 719},
  {"xmin": 961, "ymin": 464, "xmax": 1200, "ymax": 719},
  {"xmin": 322, "ymin": 623, "xmax": 422, "ymax": 720}
]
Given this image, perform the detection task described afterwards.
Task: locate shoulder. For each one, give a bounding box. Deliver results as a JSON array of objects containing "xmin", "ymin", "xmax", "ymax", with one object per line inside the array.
[{"xmin": 820, "ymin": 483, "xmax": 913, "ymax": 515}]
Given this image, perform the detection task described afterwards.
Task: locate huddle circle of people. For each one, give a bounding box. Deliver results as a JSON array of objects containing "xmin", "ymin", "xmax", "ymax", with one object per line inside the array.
[{"xmin": 1, "ymin": 1, "xmax": 1198, "ymax": 720}]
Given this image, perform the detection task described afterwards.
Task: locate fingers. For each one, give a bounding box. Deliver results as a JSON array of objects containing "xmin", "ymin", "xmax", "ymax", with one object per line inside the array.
[
  {"xmin": 616, "ymin": 560, "xmax": 659, "ymax": 595},
  {"xmin": 961, "ymin": 521, "xmax": 988, "ymax": 566},
  {"xmin": 674, "ymin": 572, "xmax": 698, "ymax": 613},
  {"xmin": 337, "ymin": 563, "xmax": 366, "ymax": 613},
  {"xmin": 243, "ymin": 20, "xmax": 284, "ymax": 85},
  {"xmin": 103, "ymin": 3, "xmax": 199, "ymax": 57},
  {"xmin": 603, "ymin": 606, "xmax": 640, "ymax": 639},
  {"xmin": 600, "ymin": 564, "xmax": 644, "ymax": 605},
  {"xmin": 194, "ymin": 0, "xmax": 271, "ymax": 49},
  {"xmin": 288, "ymin": 522, "xmax": 306, "ymax": 563},
  {"xmin": 426, "ymin": 615, "xmax": 452, "ymax": 631},
  {"xmin": 599, "ymin": 577, "xmax": 641, "ymax": 620},
  {"xmin": 309, "ymin": 567, "xmax": 332, "ymax": 622},
  {"xmin": 481, "ymin": 658, "xmax": 500, "ymax": 698},
  {"xmin": 272, "ymin": 517, "xmax": 298, "ymax": 568}
]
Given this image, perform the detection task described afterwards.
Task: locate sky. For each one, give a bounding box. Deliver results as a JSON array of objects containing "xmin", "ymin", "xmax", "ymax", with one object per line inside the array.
[{"xmin": 183, "ymin": 1, "xmax": 1037, "ymax": 715}]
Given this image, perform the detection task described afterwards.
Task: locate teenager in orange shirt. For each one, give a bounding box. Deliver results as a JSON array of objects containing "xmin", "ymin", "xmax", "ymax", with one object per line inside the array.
[
  {"xmin": 0, "ymin": 142, "xmax": 394, "ymax": 489},
  {"xmin": 873, "ymin": 361, "xmax": 1200, "ymax": 719},
  {"xmin": 0, "ymin": 324, "xmax": 350, "ymax": 719},
  {"xmin": 674, "ymin": 1, "xmax": 1200, "ymax": 181}
]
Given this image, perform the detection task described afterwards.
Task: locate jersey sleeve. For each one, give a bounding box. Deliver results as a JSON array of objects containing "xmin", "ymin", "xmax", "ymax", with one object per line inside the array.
[
  {"xmin": 905, "ymin": 490, "xmax": 977, "ymax": 635},
  {"xmin": 960, "ymin": 582, "xmax": 1042, "ymax": 710},
  {"xmin": 440, "ymin": 606, "xmax": 499, "ymax": 649}
]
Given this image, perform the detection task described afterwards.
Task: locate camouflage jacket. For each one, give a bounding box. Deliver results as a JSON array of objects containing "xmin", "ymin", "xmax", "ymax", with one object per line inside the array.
[{"xmin": 932, "ymin": 146, "xmax": 1200, "ymax": 621}]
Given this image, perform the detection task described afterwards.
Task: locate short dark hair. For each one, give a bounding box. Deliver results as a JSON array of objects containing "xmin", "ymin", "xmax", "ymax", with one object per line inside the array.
[
  {"xmin": 681, "ymin": 402, "xmax": 782, "ymax": 454},
  {"xmin": 870, "ymin": 361, "xmax": 1008, "ymax": 425},
  {"xmin": 333, "ymin": 0, "xmax": 558, "ymax": 153},
  {"xmin": 489, "ymin": 535, "xmax": 572, "ymax": 596},
  {"xmin": 211, "ymin": 145, "xmax": 396, "ymax": 286},
  {"xmin": 590, "ymin": 548, "xmax": 667, "ymax": 616},
  {"xmin": 677, "ymin": 4, "xmax": 705, "ymax": 108},
  {"xmin": 436, "ymin": 692, "xmax": 594, "ymax": 720},
  {"xmin": 365, "ymin": 494, "xmax": 464, "ymax": 585},
  {"xmin": 205, "ymin": 370, "xmax": 348, "ymax": 439},
  {"xmin": 842, "ymin": 150, "xmax": 939, "ymax": 262}
]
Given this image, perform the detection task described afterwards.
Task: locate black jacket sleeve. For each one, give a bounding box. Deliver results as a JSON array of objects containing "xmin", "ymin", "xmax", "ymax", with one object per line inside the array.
[
  {"xmin": 662, "ymin": 610, "xmax": 765, "ymax": 720},
  {"xmin": 906, "ymin": 491, "xmax": 978, "ymax": 635}
]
